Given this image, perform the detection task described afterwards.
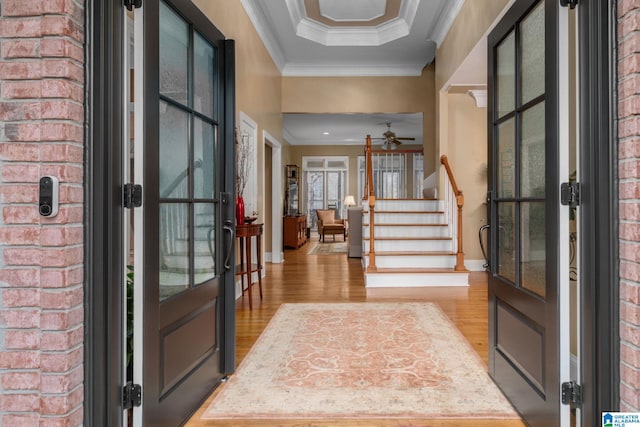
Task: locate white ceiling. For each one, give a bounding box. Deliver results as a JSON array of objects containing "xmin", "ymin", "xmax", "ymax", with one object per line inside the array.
[
  {"xmin": 241, "ymin": 0, "xmax": 465, "ymax": 77},
  {"xmin": 240, "ymin": 0, "xmax": 490, "ymax": 147},
  {"xmin": 283, "ymin": 113, "xmax": 422, "ymax": 146}
]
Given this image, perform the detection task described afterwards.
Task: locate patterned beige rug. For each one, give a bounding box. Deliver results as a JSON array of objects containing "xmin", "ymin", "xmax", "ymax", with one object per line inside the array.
[
  {"xmin": 307, "ymin": 241, "xmax": 347, "ymax": 255},
  {"xmin": 202, "ymin": 303, "xmax": 518, "ymax": 420}
]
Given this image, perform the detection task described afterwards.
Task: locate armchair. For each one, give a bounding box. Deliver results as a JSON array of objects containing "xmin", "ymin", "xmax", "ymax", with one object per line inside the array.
[{"xmin": 316, "ymin": 209, "xmax": 347, "ymax": 242}]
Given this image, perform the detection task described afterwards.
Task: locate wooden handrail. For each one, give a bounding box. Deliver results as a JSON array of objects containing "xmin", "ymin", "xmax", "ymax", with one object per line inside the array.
[
  {"xmin": 440, "ymin": 155, "xmax": 465, "ymax": 271},
  {"xmin": 366, "ymin": 135, "xmax": 376, "ymax": 271}
]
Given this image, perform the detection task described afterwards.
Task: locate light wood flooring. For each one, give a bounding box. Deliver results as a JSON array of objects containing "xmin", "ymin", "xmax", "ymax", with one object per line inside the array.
[{"xmin": 186, "ymin": 239, "xmax": 526, "ymax": 427}]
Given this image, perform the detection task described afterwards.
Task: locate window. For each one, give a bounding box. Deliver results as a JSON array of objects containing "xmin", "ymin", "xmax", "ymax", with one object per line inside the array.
[{"xmin": 302, "ymin": 156, "xmax": 348, "ymax": 229}]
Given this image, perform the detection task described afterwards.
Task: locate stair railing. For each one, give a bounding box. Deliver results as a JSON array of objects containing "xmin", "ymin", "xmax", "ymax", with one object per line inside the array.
[
  {"xmin": 365, "ymin": 135, "xmax": 376, "ymax": 271},
  {"xmin": 440, "ymin": 155, "xmax": 465, "ymax": 271}
]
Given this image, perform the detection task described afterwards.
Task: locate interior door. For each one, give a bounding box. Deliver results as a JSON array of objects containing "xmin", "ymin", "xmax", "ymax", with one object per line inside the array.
[
  {"xmin": 137, "ymin": 0, "xmax": 236, "ymax": 425},
  {"xmin": 487, "ymin": 1, "xmax": 570, "ymax": 425}
]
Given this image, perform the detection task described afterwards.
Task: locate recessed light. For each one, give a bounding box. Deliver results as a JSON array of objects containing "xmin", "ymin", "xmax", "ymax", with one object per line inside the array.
[{"xmin": 323, "ymin": 132, "xmax": 330, "ymax": 135}]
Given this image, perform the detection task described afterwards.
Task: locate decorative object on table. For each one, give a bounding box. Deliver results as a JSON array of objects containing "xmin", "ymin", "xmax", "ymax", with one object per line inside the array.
[
  {"xmin": 243, "ymin": 216, "xmax": 258, "ymax": 224},
  {"xmin": 236, "ymin": 127, "xmax": 251, "ymax": 224},
  {"xmin": 202, "ymin": 303, "xmax": 519, "ymax": 420}
]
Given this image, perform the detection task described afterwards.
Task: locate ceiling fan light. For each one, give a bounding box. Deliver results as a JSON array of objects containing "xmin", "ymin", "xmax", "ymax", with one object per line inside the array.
[
  {"xmin": 390, "ymin": 143, "xmax": 397, "ymax": 150},
  {"xmin": 381, "ymin": 142, "xmax": 388, "ymax": 150}
]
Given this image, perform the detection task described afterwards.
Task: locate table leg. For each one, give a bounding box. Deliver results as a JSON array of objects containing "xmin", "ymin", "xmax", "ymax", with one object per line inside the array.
[
  {"xmin": 246, "ymin": 233, "xmax": 252, "ymax": 310},
  {"xmin": 257, "ymin": 233, "xmax": 263, "ymax": 300}
]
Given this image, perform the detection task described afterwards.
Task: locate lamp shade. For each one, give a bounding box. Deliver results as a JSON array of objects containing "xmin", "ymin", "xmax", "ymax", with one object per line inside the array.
[{"xmin": 343, "ymin": 195, "xmax": 356, "ymax": 207}]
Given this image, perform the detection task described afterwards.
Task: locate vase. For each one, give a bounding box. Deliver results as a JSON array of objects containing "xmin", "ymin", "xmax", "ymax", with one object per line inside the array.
[{"xmin": 236, "ymin": 196, "xmax": 245, "ymax": 225}]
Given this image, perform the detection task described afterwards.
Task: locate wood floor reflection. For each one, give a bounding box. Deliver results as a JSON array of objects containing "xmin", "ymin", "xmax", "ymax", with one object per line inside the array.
[{"xmin": 186, "ymin": 242, "xmax": 526, "ymax": 427}]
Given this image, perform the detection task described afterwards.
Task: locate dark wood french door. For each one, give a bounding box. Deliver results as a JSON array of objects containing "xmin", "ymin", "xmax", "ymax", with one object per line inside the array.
[
  {"xmin": 136, "ymin": 1, "xmax": 236, "ymax": 425},
  {"xmin": 487, "ymin": 1, "xmax": 569, "ymax": 425}
]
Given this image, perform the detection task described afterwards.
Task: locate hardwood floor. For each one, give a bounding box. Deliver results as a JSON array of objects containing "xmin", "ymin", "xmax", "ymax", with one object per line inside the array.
[{"xmin": 186, "ymin": 241, "xmax": 526, "ymax": 427}]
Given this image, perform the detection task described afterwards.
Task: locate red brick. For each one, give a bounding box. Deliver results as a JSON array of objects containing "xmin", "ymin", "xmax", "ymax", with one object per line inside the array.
[
  {"xmin": 621, "ymin": 159, "xmax": 640, "ymax": 178},
  {"xmin": 41, "ymin": 59, "xmax": 83, "ymax": 83},
  {"xmin": 40, "ymin": 386, "xmax": 82, "ymax": 416},
  {"xmin": 0, "ymin": 18, "xmax": 43, "ymax": 38},
  {"xmin": 41, "ymin": 144, "xmax": 83, "ymax": 163},
  {"xmin": 620, "ymin": 181, "xmax": 640, "ymax": 199},
  {"xmin": 0, "ymin": 393, "xmax": 40, "ymax": 412},
  {"xmin": 41, "ymin": 307, "xmax": 82, "ymax": 330},
  {"xmin": 41, "ymin": 100, "xmax": 84, "ymax": 121},
  {"xmin": 2, "ymin": 289, "xmax": 40, "ymax": 308},
  {"xmin": 621, "ymin": 202, "xmax": 640, "ymax": 220},
  {"xmin": 41, "ymin": 16, "xmax": 84, "ymax": 43},
  {"xmin": 41, "ymin": 348, "xmax": 82, "ymax": 372},
  {"xmin": 39, "ymin": 246, "xmax": 83, "ymax": 268},
  {"xmin": 41, "ymin": 367, "xmax": 82, "ymax": 394},
  {"xmin": 620, "ymin": 95, "xmax": 640, "ymax": 117},
  {"xmin": 40, "ymin": 406, "xmax": 84, "ymax": 427},
  {"xmin": 622, "ymin": 362, "xmax": 640, "ymax": 389},
  {"xmin": 621, "ymin": 381, "xmax": 640, "ymax": 409},
  {"xmin": 0, "ymin": 226, "xmax": 40, "ymax": 245},
  {"xmin": 2, "ymin": 163, "xmax": 41, "ymax": 182},
  {"xmin": 621, "ymin": 223, "xmax": 640, "ymax": 241},
  {"xmin": 40, "ymin": 39, "xmax": 83, "ymax": 63},
  {"xmin": 621, "ymin": 261, "xmax": 640, "ymax": 282},
  {"xmin": 41, "ymin": 80, "xmax": 83, "ymax": 102},
  {"xmin": 620, "ymin": 10, "xmax": 640, "ymax": 37},
  {"xmin": 0, "ymin": 61, "xmax": 42, "ymax": 80},
  {"xmin": 618, "ymin": 0, "xmax": 640, "ymax": 18},
  {"xmin": 39, "ymin": 226, "xmax": 83, "ymax": 247},
  {"xmin": 41, "ymin": 288, "xmax": 82, "ymax": 310},
  {"xmin": 620, "ymin": 35, "xmax": 640, "ymax": 60},
  {"xmin": 59, "ymin": 185, "xmax": 82, "ymax": 204},
  {"xmin": 3, "ymin": 122, "xmax": 41, "ymax": 142},
  {"xmin": 1, "ymin": 0, "xmax": 44, "ymax": 16},
  {"xmin": 1, "ymin": 39, "xmax": 40, "ymax": 59},
  {"xmin": 0, "ymin": 143, "xmax": 40, "ymax": 160},
  {"xmin": 0, "ymin": 351, "xmax": 40, "ymax": 369},
  {"xmin": 619, "ymin": 116, "xmax": 640, "ymax": 138},
  {"xmin": 39, "ymin": 206, "xmax": 84, "ymax": 226},
  {"xmin": 2, "ymin": 206, "xmax": 41, "ymax": 225},
  {"xmin": 39, "ymin": 123, "xmax": 83, "ymax": 143},
  {"xmin": 622, "ymin": 342, "xmax": 640, "ymax": 367},
  {"xmin": 2, "ymin": 80, "xmax": 42, "ymax": 99},
  {"xmin": 41, "ymin": 165, "xmax": 83, "ymax": 183},
  {"xmin": 41, "ymin": 326, "xmax": 83, "ymax": 351},
  {"xmin": 0, "ymin": 309, "xmax": 40, "ymax": 328},
  {"xmin": 620, "ymin": 54, "xmax": 640, "ymax": 77},
  {"xmin": 0, "ymin": 372, "xmax": 40, "ymax": 390},
  {"xmin": 1, "ymin": 413, "xmax": 39, "ymax": 427},
  {"xmin": 5, "ymin": 330, "xmax": 41, "ymax": 350},
  {"xmin": 622, "ymin": 320, "xmax": 640, "ymax": 346},
  {"xmin": 0, "ymin": 185, "xmax": 38, "ymax": 203},
  {"xmin": 0, "ymin": 269, "xmax": 39, "ymax": 287}
]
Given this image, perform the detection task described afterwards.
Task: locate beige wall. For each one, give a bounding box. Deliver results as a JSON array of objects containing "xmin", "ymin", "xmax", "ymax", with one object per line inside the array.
[
  {"xmin": 435, "ymin": 0, "xmax": 510, "ymax": 90},
  {"xmin": 446, "ymin": 94, "xmax": 487, "ymax": 261},
  {"xmin": 282, "ymin": 65, "xmax": 437, "ymax": 175},
  {"xmin": 193, "ymin": 0, "xmax": 285, "ymax": 256}
]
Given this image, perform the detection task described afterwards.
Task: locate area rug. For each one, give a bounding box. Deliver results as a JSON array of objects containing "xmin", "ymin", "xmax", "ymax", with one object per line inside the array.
[
  {"xmin": 202, "ymin": 303, "xmax": 518, "ymax": 420},
  {"xmin": 307, "ymin": 241, "xmax": 347, "ymax": 255}
]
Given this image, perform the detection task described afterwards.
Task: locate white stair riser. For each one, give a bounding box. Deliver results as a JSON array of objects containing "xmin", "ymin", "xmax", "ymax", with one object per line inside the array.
[
  {"xmin": 363, "ymin": 212, "xmax": 445, "ymax": 224},
  {"xmin": 372, "ymin": 199, "xmax": 444, "ymax": 211},
  {"xmin": 363, "ymin": 239, "xmax": 454, "ymax": 252},
  {"xmin": 163, "ymin": 255, "xmax": 214, "ymax": 272},
  {"xmin": 364, "ymin": 272, "xmax": 469, "ymax": 287},
  {"xmin": 363, "ymin": 255, "xmax": 456, "ymax": 269},
  {"xmin": 363, "ymin": 225, "xmax": 449, "ymax": 238}
]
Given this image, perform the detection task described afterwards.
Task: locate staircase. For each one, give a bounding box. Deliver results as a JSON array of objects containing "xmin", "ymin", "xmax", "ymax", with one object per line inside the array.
[{"xmin": 362, "ymin": 198, "xmax": 469, "ymax": 287}]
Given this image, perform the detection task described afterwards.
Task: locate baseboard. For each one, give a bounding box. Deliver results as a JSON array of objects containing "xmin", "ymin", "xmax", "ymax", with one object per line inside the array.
[
  {"xmin": 265, "ymin": 251, "xmax": 284, "ymax": 263},
  {"xmin": 465, "ymin": 259, "xmax": 488, "ymax": 272}
]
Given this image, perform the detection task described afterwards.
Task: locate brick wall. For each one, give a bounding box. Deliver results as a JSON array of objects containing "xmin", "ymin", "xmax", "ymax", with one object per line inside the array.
[
  {"xmin": 0, "ymin": 0, "xmax": 84, "ymax": 425},
  {"xmin": 619, "ymin": 0, "xmax": 640, "ymax": 413}
]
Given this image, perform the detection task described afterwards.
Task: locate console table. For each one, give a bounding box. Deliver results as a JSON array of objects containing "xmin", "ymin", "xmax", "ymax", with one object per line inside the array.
[{"xmin": 235, "ymin": 223, "xmax": 263, "ymax": 310}]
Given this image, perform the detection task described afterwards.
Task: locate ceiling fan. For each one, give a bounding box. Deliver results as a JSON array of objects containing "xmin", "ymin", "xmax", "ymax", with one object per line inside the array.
[{"xmin": 372, "ymin": 122, "xmax": 415, "ymax": 150}]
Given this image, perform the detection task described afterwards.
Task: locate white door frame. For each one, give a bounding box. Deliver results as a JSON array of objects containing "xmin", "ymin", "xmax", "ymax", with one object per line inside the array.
[{"xmin": 264, "ymin": 131, "xmax": 284, "ymax": 263}]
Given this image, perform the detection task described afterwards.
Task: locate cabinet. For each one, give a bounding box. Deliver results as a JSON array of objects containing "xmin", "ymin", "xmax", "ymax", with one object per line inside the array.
[
  {"xmin": 283, "ymin": 215, "xmax": 307, "ymax": 248},
  {"xmin": 285, "ymin": 165, "xmax": 299, "ymax": 216}
]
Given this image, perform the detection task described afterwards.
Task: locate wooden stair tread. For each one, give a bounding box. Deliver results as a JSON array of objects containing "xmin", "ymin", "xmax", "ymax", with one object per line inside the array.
[
  {"xmin": 366, "ymin": 251, "xmax": 456, "ymax": 256},
  {"xmin": 368, "ymin": 267, "xmax": 469, "ymax": 274}
]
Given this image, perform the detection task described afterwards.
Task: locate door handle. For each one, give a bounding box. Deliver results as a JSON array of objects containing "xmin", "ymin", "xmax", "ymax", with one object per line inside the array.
[
  {"xmin": 479, "ymin": 224, "xmax": 490, "ymax": 270},
  {"xmin": 223, "ymin": 220, "xmax": 234, "ymax": 271}
]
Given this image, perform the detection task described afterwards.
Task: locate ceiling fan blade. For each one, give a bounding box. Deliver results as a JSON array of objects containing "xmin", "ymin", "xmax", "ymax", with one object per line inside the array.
[{"xmin": 395, "ymin": 137, "xmax": 416, "ymax": 141}]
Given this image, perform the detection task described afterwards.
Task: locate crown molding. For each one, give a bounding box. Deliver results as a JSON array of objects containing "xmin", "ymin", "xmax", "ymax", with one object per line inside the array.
[
  {"xmin": 282, "ymin": 62, "xmax": 425, "ymax": 77},
  {"xmin": 431, "ymin": 0, "xmax": 466, "ymax": 46},
  {"xmin": 240, "ymin": 0, "xmax": 286, "ymax": 72},
  {"xmin": 286, "ymin": 0, "xmax": 420, "ymax": 47}
]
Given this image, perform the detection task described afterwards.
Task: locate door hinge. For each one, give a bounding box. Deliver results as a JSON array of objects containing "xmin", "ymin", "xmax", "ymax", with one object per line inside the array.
[
  {"xmin": 123, "ymin": 382, "xmax": 142, "ymax": 409},
  {"xmin": 560, "ymin": 182, "xmax": 580, "ymax": 207},
  {"xmin": 125, "ymin": 0, "xmax": 142, "ymax": 10},
  {"xmin": 559, "ymin": 0, "xmax": 577, "ymax": 9},
  {"xmin": 561, "ymin": 381, "xmax": 582, "ymax": 406},
  {"xmin": 124, "ymin": 184, "xmax": 142, "ymax": 208}
]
